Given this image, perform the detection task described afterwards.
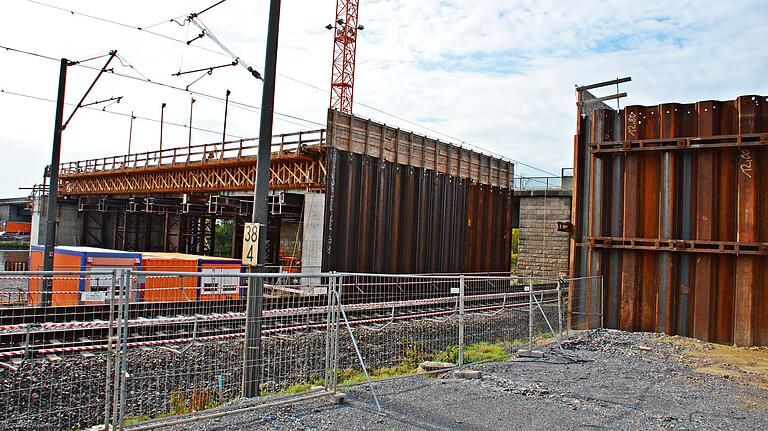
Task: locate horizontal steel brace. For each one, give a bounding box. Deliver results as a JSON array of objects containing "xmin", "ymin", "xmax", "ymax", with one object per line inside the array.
[
  {"xmin": 589, "ymin": 132, "xmax": 768, "ymax": 154},
  {"xmin": 588, "ymin": 236, "xmax": 768, "ymax": 256},
  {"xmin": 576, "ymin": 77, "xmax": 632, "ymax": 92}
]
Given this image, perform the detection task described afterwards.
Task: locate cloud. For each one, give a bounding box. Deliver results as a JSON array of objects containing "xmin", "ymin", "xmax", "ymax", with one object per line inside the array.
[{"xmin": 0, "ymin": 0, "xmax": 766, "ymax": 197}]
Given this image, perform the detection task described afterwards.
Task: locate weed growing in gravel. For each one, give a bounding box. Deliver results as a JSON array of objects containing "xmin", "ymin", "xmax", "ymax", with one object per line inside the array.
[
  {"xmin": 266, "ymin": 377, "xmax": 325, "ymax": 396},
  {"xmin": 331, "ymin": 342, "xmax": 511, "ymax": 387},
  {"xmin": 123, "ymin": 388, "xmax": 223, "ymax": 425},
  {"xmin": 124, "ymin": 415, "xmax": 152, "ymax": 426},
  {"xmin": 433, "ymin": 342, "xmax": 508, "ymax": 364}
]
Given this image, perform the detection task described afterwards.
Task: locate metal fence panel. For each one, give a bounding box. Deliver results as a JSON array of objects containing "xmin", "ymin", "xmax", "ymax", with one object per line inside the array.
[
  {"xmin": 0, "ymin": 271, "xmax": 122, "ymax": 431},
  {"xmin": 0, "ymin": 270, "xmax": 602, "ymax": 430}
]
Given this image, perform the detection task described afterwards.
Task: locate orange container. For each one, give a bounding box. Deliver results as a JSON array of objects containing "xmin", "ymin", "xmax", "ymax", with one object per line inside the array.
[
  {"xmin": 28, "ymin": 246, "xmax": 140, "ymax": 306},
  {"xmin": 139, "ymin": 253, "xmax": 243, "ymax": 302},
  {"xmin": 1, "ymin": 221, "xmax": 31, "ymax": 234},
  {"xmin": 140, "ymin": 253, "xmax": 200, "ymax": 303}
]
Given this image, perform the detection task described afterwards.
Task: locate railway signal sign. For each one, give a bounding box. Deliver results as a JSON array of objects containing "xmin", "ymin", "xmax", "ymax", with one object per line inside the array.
[{"xmin": 242, "ymin": 223, "xmax": 262, "ymax": 266}]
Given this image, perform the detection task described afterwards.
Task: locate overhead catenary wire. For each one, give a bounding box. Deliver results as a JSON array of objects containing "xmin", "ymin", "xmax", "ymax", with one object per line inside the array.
[
  {"xmin": 192, "ymin": 0, "xmax": 230, "ymax": 18},
  {"xmin": 26, "ymin": 0, "xmax": 226, "ymax": 58},
  {"xmin": 185, "ymin": 16, "xmax": 262, "ymax": 80},
  {"xmin": 0, "ymin": 44, "xmax": 325, "ymax": 129},
  {"xmin": 353, "ymin": 102, "xmax": 560, "ymax": 177},
  {"xmin": 19, "ymin": 2, "xmax": 560, "ymax": 176},
  {"xmin": 0, "ymin": 88, "xmax": 249, "ymax": 139}
]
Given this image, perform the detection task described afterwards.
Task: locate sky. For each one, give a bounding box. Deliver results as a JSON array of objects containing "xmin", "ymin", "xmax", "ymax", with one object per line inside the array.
[{"xmin": 0, "ymin": 0, "xmax": 766, "ymax": 197}]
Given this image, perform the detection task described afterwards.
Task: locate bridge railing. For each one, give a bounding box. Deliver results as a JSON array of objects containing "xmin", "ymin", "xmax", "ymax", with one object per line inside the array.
[
  {"xmin": 59, "ymin": 129, "xmax": 326, "ymax": 175},
  {"xmin": 514, "ymin": 168, "xmax": 574, "ymax": 192}
]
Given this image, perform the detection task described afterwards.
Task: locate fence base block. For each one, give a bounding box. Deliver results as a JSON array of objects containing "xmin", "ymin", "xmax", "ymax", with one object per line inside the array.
[
  {"xmin": 453, "ymin": 370, "xmax": 482, "ymax": 379},
  {"xmin": 517, "ymin": 350, "xmax": 544, "ymax": 358}
]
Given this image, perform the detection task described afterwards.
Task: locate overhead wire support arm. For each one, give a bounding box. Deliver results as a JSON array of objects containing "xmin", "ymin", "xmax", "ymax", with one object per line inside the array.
[
  {"xmin": 172, "ymin": 60, "xmax": 238, "ymax": 91},
  {"xmin": 62, "ymin": 50, "xmax": 117, "ymax": 131},
  {"xmin": 80, "ymin": 95, "xmax": 122, "ymax": 109},
  {"xmin": 185, "ymin": 17, "xmax": 262, "ymax": 80},
  {"xmin": 186, "ymin": 32, "xmax": 205, "ymax": 45},
  {"xmin": 172, "ymin": 61, "xmax": 238, "ymax": 77}
]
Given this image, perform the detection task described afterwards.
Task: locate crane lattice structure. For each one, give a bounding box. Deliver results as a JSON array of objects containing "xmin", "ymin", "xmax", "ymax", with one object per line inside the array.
[{"xmin": 329, "ymin": 0, "xmax": 362, "ymax": 113}]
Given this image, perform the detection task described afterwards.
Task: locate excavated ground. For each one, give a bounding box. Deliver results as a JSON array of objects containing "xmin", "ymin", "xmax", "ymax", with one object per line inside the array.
[{"xmin": 162, "ymin": 329, "xmax": 768, "ymax": 431}]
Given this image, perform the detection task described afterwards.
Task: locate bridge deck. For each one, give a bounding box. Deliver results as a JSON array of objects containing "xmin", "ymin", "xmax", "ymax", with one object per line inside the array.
[{"xmin": 57, "ymin": 130, "xmax": 327, "ymax": 195}]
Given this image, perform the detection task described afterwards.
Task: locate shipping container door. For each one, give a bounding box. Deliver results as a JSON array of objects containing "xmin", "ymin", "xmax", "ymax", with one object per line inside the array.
[{"xmin": 200, "ymin": 267, "xmax": 241, "ymax": 301}]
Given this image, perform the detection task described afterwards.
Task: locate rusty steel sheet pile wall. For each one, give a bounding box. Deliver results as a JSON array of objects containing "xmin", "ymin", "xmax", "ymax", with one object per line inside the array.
[
  {"xmin": 571, "ymin": 94, "xmax": 768, "ymax": 346},
  {"xmin": 323, "ymin": 110, "xmax": 515, "ymax": 274}
]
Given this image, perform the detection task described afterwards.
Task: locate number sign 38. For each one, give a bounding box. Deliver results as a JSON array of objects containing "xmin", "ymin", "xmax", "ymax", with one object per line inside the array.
[{"xmin": 242, "ymin": 223, "xmax": 262, "ymax": 266}]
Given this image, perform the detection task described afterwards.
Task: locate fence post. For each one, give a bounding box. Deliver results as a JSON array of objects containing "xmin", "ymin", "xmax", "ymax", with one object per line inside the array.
[
  {"xmin": 103, "ymin": 269, "xmax": 118, "ymax": 431},
  {"xmin": 324, "ymin": 273, "xmax": 339, "ymax": 392},
  {"xmin": 333, "ymin": 274, "xmax": 342, "ymax": 391},
  {"xmin": 324, "ymin": 274, "xmax": 332, "ymax": 391},
  {"xmin": 111, "ymin": 270, "xmax": 126, "ymax": 428},
  {"xmin": 23, "ymin": 325, "xmax": 32, "ymax": 362},
  {"xmin": 557, "ymin": 279, "xmax": 563, "ymax": 342},
  {"xmin": 458, "ymin": 274, "xmax": 465, "ymax": 367},
  {"xmin": 118, "ymin": 270, "xmax": 131, "ymax": 431},
  {"xmin": 528, "ymin": 279, "xmax": 534, "ymax": 353}
]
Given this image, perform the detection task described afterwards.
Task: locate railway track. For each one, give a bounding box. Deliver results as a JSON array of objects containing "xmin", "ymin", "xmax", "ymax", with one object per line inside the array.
[{"xmin": 0, "ymin": 283, "xmax": 561, "ymax": 362}]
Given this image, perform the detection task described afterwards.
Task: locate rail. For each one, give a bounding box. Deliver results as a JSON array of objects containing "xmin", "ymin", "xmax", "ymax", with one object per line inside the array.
[
  {"xmin": 0, "ymin": 270, "xmax": 601, "ymax": 431},
  {"xmin": 58, "ymin": 129, "xmax": 326, "ymax": 175}
]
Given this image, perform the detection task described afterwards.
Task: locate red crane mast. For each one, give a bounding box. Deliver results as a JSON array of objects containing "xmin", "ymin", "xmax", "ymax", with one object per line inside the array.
[{"xmin": 329, "ymin": 0, "xmax": 362, "ymax": 113}]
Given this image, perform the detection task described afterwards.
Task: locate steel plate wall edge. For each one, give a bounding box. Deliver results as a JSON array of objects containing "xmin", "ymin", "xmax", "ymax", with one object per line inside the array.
[{"xmin": 576, "ymin": 93, "xmax": 768, "ymax": 346}]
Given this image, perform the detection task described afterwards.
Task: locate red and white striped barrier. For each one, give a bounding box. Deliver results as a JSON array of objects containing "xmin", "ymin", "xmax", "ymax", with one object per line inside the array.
[
  {"xmin": 0, "ymin": 349, "xmax": 25, "ymax": 359},
  {"xmin": 0, "ymin": 289, "xmax": 557, "ymax": 335},
  {"xmin": 0, "ymin": 297, "xmax": 558, "ymax": 359}
]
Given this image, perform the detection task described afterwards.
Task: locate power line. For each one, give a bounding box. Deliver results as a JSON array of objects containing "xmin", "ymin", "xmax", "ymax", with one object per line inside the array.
[
  {"xmin": 0, "ymin": 88, "xmax": 249, "ymax": 139},
  {"xmin": 0, "ymin": 44, "xmax": 326, "ymax": 129},
  {"xmin": 18, "ymin": 3, "xmax": 561, "ymax": 175},
  {"xmin": 352, "ymin": 103, "xmax": 560, "ymax": 176},
  {"xmin": 27, "ymin": 0, "xmax": 226, "ymax": 58},
  {"xmin": 1, "ymin": 44, "xmax": 57, "ymax": 61},
  {"xmin": 191, "ymin": 0, "xmax": 230, "ymax": 19}
]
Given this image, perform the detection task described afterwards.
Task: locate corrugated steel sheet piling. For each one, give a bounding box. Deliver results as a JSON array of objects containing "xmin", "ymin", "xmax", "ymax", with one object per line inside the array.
[
  {"xmin": 572, "ymin": 90, "xmax": 768, "ymax": 347},
  {"xmin": 323, "ymin": 109, "xmax": 514, "ymax": 274}
]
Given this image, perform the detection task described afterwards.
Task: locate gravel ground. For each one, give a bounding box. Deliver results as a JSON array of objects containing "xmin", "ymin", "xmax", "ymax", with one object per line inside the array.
[
  {"xmin": 161, "ymin": 329, "xmax": 768, "ymax": 431},
  {"xmin": 0, "ymin": 307, "xmax": 553, "ymax": 430}
]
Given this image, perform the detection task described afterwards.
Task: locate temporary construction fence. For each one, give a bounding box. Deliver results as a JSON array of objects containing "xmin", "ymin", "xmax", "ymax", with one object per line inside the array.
[{"xmin": 0, "ymin": 270, "xmax": 602, "ymax": 430}]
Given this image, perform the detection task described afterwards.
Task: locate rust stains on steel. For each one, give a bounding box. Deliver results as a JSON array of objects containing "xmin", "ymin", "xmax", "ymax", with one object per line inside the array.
[
  {"xmin": 326, "ymin": 109, "xmax": 515, "ymax": 189},
  {"xmin": 322, "ymin": 150, "xmax": 514, "ymax": 274},
  {"xmin": 571, "ymin": 93, "xmax": 768, "ymax": 347},
  {"xmin": 322, "ymin": 110, "xmax": 515, "ymax": 274},
  {"xmin": 56, "ymin": 130, "xmax": 327, "ymax": 195}
]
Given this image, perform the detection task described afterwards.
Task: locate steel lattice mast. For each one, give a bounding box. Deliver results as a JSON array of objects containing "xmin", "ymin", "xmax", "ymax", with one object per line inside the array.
[{"xmin": 329, "ymin": 0, "xmax": 361, "ymax": 113}]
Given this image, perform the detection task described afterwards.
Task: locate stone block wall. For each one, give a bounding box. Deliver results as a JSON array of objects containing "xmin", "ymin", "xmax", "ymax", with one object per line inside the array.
[{"xmin": 516, "ymin": 194, "xmax": 571, "ymax": 278}]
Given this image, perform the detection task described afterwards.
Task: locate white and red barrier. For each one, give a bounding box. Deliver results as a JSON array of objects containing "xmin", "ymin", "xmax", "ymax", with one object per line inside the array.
[{"xmin": 0, "ymin": 294, "xmax": 559, "ymax": 360}]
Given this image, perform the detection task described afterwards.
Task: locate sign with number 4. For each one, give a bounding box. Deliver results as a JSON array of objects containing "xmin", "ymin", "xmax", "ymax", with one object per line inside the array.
[{"xmin": 242, "ymin": 223, "xmax": 262, "ymax": 266}]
